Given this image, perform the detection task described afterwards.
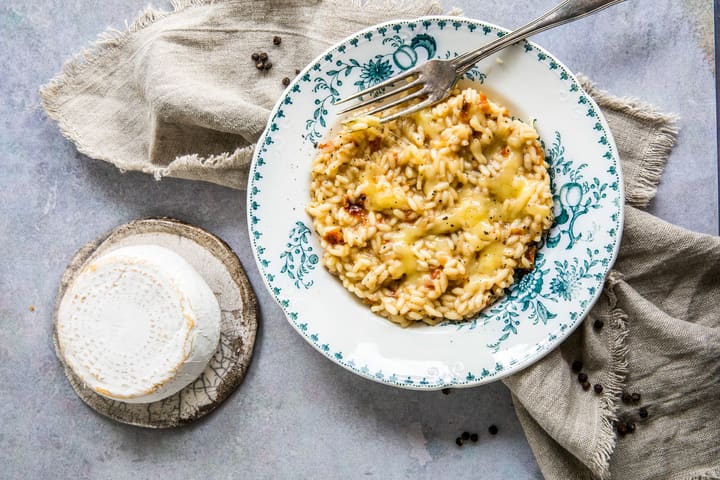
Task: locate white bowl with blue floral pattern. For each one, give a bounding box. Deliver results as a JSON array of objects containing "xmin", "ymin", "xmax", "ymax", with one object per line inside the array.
[{"xmin": 248, "ymin": 16, "xmax": 623, "ymax": 389}]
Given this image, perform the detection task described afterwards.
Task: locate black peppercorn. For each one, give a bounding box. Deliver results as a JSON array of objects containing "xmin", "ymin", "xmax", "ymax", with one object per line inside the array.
[
  {"xmin": 617, "ymin": 422, "xmax": 627, "ymax": 436},
  {"xmin": 631, "ymin": 392, "xmax": 641, "ymax": 403},
  {"xmin": 470, "ymin": 433, "xmax": 479, "ymax": 442},
  {"xmin": 571, "ymin": 360, "xmax": 583, "ymax": 373},
  {"xmin": 282, "ymin": 77, "xmax": 290, "ymax": 86},
  {"xmin": 627, "ymin": 422, "xmax": 636, "ymax": 433},
  {"xmin": 488, "ymin": 425, "xmax": 498, "ymax": 435},
  {"xmin": 295, "ymin": 68, "xmax": 301, "ymax": 74},
  {"xmin": 594, "ymin": 384, "xmax": 603, "ymax": 394},
  {"xmin": 582, "ymin": 381, "xmax": 591, "ymax": 391},
  {"xmin": 639, "ymin": 407, "xmax": 648, "ymax": 419},
  {"xmin": 273, "ymin": 35, "xmax": 282, "ymax": 45},
  {"xmin": 593, "ymin": 319, "xmax": 604, "ymax": 331},
  {"xmin": 622, "ymin": 392, "xmax": 632, "ymax": 404},
  {"xmin": 461, "ymin": 432, "xmax": 470, "ymax": 441},
  {"xmin": 455, "ymin": 437, "xmax": 463, "ymax": 446},
  {"xmin": 251, "ymin": 52, "xmax": 260, "ymax": 61},
  {"xmin": 255, "ymin": 62, "xmax": 265, "ymax": 70},
  {"xmin": 259, "ymin": 52, "xmax": 268, "ymax": 62},
  {"xmin": 578, "ymin": 372, "xmax": 588, "ymax": 383},
  {"xmin": 263, "ymin": 61, "xmax": 273, "ymax": 70},
  {"xmin": 441, "ymin": 388, "xmax": 451, "ymax": 395}
]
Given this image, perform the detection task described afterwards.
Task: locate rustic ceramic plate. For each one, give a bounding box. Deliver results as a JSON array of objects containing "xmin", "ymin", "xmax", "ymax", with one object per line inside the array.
[{"xmin": 248, "ymin": 16, "xmax": 623, "ymax": 389}]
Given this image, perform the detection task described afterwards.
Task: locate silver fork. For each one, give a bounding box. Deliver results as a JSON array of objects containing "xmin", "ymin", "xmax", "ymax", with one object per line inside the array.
[{"xmin": 335, "ymin": 0, "xmax": 627, "ymax": 123}]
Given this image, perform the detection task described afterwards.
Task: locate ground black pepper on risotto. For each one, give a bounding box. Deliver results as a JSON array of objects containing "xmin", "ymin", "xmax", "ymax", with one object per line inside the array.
[{"xmin": 306, "ymin": 87, "xmax": 553, "ymax": 327}]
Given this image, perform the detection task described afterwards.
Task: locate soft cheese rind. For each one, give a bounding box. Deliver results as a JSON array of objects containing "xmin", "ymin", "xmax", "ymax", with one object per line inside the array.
[{"xmin": 57, "ymin": 245, "xmax": 221, "ymax": 403}]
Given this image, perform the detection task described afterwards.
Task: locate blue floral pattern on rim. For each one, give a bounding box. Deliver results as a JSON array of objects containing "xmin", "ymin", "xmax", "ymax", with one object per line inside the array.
[
  {"xmin": 248, "ymin": 17, "xmax": 623, "ymax": 389},
  {"xmin": 280, "ymin": 222, "xmax": 318, "ymax": 289}
]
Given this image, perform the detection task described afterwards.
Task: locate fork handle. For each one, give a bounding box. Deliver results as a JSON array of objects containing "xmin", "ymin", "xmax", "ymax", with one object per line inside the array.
[{"xmin": 454, "ymin": 0, "xmax": 627, "ymax": 74}]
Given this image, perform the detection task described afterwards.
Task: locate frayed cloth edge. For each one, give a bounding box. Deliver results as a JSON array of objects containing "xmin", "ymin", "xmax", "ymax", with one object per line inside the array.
[
  {"xmin": 587, "ymin": 270, "xmax": 629, "ymax": 480},
  {"xmin": 577, "ymin": 74, "xmax": 679, "ymax": 208},
  {"xmin": 38, "ymin": 0, "xmax": 220, "ymax": 178}
]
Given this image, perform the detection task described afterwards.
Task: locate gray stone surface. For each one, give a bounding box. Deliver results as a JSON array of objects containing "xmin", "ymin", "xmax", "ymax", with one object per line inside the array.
[{"xmin": 0, "ymin": 1, "xmax": 715, "ymax": 479}]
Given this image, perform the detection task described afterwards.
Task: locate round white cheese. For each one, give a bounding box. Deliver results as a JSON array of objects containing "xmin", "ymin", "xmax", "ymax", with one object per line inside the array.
[{"xmin": 57, "ymin": 245, "xmax": 221, "ymax": 404}]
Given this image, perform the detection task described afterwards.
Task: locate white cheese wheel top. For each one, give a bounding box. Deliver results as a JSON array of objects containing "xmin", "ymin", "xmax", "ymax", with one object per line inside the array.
[{"xmin": 56, "ymin": 245, "xmax": 221, "ymax": 404}]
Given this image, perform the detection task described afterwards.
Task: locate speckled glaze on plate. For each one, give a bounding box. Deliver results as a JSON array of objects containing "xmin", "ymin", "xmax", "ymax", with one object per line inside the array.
[{"xmin": 247, "ymin": 16, "xmax": 623, "ymax": 389}]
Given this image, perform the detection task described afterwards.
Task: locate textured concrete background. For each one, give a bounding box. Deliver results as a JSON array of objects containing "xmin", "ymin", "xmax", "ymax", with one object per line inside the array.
[{"xmin": 0, "ymin": 1, "xmax": 716, "ymax": 479}]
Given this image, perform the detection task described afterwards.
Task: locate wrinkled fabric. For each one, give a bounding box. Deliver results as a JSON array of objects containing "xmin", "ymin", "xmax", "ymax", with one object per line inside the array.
[{"xmin": 40, "ymin": 0, "xmax": 445, "ymax": 189}]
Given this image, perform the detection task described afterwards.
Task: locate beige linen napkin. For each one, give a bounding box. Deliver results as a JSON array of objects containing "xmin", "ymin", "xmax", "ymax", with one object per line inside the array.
[
  {"xmin": 40, "ymin": 0, "xmax": 447, "ymax": 189},
  {"xmin": 40, "ymin": 1, "xmax": 720, "ymax": 479}
]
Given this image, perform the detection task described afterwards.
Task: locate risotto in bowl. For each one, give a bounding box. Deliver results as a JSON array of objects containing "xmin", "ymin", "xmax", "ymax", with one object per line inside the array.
[
  {"xmin": 248, "ymin": 16, "xmax": 623, "ymax": 389},
  {"xmin": 307, "ymin": 88, "xmax": 554, "ymax": 326}
]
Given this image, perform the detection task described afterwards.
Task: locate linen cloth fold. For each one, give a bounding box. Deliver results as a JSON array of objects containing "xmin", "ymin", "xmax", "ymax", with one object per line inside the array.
[
  {"xmin": 40, "ymin": 1, "xmax": 720, "ymax": 479},
  {"xmin": 40, "ymin": 0, "xmax": 446, "ymax": 189}
]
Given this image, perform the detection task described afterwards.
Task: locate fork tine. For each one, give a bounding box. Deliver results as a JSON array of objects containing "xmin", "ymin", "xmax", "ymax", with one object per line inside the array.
[
  {"xmin": 337, "ymin": 79, "xmax": 423, "ymax": 115},
  {"xmin": 359, "ymin": 88, "xmax": 428, "ymax": 117},
  {"xmin": 333, "ymin": 68, "xmax": 418, "ymax": 106},
  {"xmin": 378, "ymin": 98, "xmax": 434, "ymax": 124}
]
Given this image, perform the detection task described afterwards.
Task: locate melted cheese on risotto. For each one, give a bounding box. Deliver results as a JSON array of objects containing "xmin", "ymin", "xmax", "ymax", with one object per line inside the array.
[{"xmin": 306, "ymin": 87, "xmax": 553, "ymax": 326}]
